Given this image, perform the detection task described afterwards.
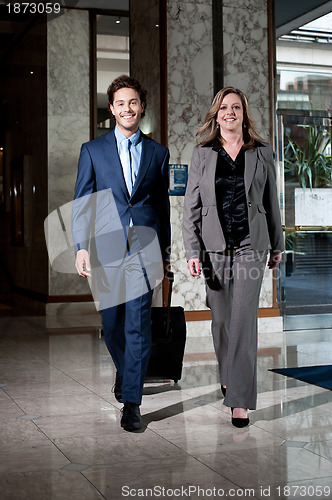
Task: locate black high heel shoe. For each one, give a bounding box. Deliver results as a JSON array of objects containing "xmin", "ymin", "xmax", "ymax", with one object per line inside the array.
[
  {"xmin": 231, "ymin": 407, "xmax": 250, "ymax": 428},
  {"xmin": 221, "ymin": 386, "xmax": 226, "ymax": 397}
]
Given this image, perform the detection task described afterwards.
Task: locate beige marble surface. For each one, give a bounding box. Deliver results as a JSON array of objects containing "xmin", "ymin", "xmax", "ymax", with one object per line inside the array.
[
  {"xmin": 1, "ymin": 315, "xmax": 332, "ymax": 499},
  {"xmin": 47, "ymin": 10, "xmax": 90, "ymax": 296},
  {"xmin": 222, "ymin": 2, "xmax": 271, "ymax": 138},
  {"xmin": 167, "ymin": 1, "xmax": 212, "ymax": 315}
]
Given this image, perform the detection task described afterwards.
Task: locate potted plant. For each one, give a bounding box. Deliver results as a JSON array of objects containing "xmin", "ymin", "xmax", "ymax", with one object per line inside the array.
[
  {"xmin": 284, "ymin": 125, "xmax": 331, "ymax": 189},
  {"xmin": 284, "ymin": 125, "xmax": 332, "ymax": 229}
]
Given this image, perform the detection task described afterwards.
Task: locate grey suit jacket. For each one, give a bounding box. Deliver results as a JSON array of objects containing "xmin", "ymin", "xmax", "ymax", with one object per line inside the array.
[{"xmin": 182, "ymin": 141, "xmax": 284, "ymax": 260}]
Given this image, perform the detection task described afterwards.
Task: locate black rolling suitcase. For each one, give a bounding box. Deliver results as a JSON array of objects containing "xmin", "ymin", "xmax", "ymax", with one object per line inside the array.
[{"xmin": 146, "ymin": 272, "xmax": 186, "ymax": 382}]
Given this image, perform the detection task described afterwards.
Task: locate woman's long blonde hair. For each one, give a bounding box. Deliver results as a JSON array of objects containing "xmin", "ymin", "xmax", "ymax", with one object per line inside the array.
[{"xmin": 195, "ymin": 87, "xmax": 264, "ymax": 148}]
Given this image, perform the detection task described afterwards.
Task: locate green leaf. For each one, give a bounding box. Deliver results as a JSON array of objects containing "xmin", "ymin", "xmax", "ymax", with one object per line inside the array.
[{"xmin": 284, "ymin": 126, "xmax": 331, "ymax": 189}]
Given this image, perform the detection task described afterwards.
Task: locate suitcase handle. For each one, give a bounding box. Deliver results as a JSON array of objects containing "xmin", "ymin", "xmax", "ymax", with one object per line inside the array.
[
  {"xmin": 165, "ymin": 271, "xmax": 174, "ymax": 309},
  {"xmin": 165, "ymin": 271, "xmax": 174, "ymax": 336}
]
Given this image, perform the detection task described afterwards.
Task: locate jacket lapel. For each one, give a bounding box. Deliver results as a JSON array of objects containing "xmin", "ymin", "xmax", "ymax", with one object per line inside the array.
[
  {"xmin": 130, "ymin": 133, "xmax": 155, "ymax": 199},
  {"xmin": 244, "ymin": 148, "xmax": 257, "ymax": 195},
  {"xmin": 205, "ymin": 147, "xmax": 218, "ymax": 205}
]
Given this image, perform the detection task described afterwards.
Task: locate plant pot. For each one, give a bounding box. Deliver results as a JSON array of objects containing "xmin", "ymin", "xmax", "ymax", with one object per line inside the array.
[{"xmin": 294, "ymin": 188, "xmax": 332, "ymax": 226}]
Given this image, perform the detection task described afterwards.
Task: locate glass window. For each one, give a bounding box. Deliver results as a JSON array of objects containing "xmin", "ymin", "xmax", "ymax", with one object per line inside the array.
[
  {"xmin": 276, "ymin": 13, "xmax": 332, "ymax": 111},
  {"xmin": 277, "ymin": 67, "xmax": 332, "ymax": 111}
]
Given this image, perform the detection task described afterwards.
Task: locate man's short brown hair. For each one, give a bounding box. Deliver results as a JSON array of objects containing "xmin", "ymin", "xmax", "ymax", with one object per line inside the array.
[{"xmin": 107, "ymin": 75, "xmax": 147, "ymax": 118}]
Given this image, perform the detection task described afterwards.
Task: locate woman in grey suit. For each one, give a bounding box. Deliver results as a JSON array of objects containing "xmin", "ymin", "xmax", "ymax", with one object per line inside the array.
[{"xmin": 183, "ymin": 87, "xmax": 284, "ymax": 427}]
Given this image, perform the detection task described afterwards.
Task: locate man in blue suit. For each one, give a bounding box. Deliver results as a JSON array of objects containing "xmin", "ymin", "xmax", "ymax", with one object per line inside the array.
[{"xmin": 73, "ymin": 75, "xmax": 170, "ymax": 431}]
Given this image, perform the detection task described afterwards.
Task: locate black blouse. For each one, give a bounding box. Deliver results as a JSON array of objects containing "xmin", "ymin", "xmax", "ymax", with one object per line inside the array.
[{"xmin": 213, "ymin": 143, "xmax": 250, "ymax": 247}]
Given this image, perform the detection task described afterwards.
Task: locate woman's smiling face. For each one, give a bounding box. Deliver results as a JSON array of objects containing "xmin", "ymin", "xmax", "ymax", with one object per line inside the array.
[{"xmin": 217, "ymin": 92, "xmax": 244, "ymax": 135}]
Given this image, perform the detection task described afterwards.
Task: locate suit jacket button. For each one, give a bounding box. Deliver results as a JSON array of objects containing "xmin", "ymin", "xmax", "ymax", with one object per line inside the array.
[
  {"xmin": 128, "ymin": 203, "xmax": 132, "ymax": 208},
  {"xmin": 248, "ymin": 202, "xmax": 252, "ymax": 207}
]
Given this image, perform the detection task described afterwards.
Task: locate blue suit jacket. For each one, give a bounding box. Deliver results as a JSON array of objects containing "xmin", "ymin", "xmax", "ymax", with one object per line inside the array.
[{"xmin": 73, "ymin": 129, "xmax": 171, "ymax": 262}]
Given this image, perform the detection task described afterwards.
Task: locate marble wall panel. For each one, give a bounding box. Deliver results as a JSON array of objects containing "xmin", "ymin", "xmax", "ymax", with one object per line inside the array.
[
  {"xmin": 47, "ymin": 115, "xmax": 89, "ymax": 213},
  {"xmin": 167, "ymin": 0, "xmax": 213, "ymax": 163},
  {"xmin": 222, "ymin": 5, "xmax": 271, "ymax": 139},
  {"xmin": 47, "ymin": 10, "xmax": 90, "ymax": 295},
  {"xmin": 222, "ymin": 0, "xmax": 268, "ymax": 10},
  {"xmin": 167, "ymin": 0, "xmax": 214, "ymax": 311},
  {"xmin": 260, "ymin": 267, "xmax": 274, "ymax": 308},
  {"xmin": 47, "ymin": 11, "xmax": 90, "ymax": 117},
  {"xmin": 170, "ymin": 196, "xmax": 209, "ymax": 311}
]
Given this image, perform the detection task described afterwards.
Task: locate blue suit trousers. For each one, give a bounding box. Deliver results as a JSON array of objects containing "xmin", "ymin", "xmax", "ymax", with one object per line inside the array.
[{"xmin": 100, "ymin": 253, "xmax": 153, "ymax": 405}]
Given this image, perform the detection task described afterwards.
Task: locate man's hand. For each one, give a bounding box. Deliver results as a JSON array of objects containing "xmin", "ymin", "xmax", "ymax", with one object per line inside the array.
[
  {"xmin": 75, "ymin": 249, "xmax": 91, "ymax": 277},
  {"xmin": 268, "ymin": 251, "xmax": 282, "ymax": 270},
  {"xmin": 188, "ymin": 258, "xmax": 201, "ymax": 276}
]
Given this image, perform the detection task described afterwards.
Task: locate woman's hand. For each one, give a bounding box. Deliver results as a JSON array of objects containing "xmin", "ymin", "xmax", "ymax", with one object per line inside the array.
[
  {"xmin": 188, "ymin": 258, "xmax": 201, "ymax": 276},
  {"xmin": 268, "ymin": 251, "xmax": 282, "ymax": 270}
]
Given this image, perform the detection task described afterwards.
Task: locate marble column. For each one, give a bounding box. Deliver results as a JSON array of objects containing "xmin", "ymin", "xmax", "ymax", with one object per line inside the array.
[
  {"xmin": 222, "ymin": 0, "xmax": 271, "ymax": 138},
  {"xmin": 47, "ymin": 9, "xmax": 91, "ymax": 301},
  {"xmin": 167, "ymin": 0, "xmax": 214, "ymax": 312}
]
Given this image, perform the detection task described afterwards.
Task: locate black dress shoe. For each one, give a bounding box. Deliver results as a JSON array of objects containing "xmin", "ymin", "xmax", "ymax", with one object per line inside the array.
[
  {"xmin": 231, "ymin": 407, "xmax": 250, "ymax": 428},
  {"xmin": 121, "ymin": 402, "xmax": 142, "ymax": 431},
  {"xmin": 221, "ymin": 386, "xmax": 226, "ymax": 397},
  {"xmin": 113, "ymin": 372, "xmax": 123, "ymax": 403}
]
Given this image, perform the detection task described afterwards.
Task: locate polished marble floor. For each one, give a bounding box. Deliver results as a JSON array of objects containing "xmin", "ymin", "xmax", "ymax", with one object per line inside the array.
[{"xmin": 1, "ymin": 314, "xmax": 332, "ymax": 500}]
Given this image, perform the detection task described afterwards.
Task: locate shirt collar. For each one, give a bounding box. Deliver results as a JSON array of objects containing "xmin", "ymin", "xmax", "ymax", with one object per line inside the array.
[
  {"xmin": 114, "ymin": 126, "xmax": 141, "ymax": 146},
  {"xmin": 212, "ymin": 141, "xmax": 245, "ymax": 157},
  {"xmin": 211, "ymin": 139, "xmax": 222, "ymax": 152}
]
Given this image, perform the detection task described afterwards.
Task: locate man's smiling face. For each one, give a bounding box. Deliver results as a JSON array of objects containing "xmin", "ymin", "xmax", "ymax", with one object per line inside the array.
[{"xmin": 110, "ymin": 87, "xmax": 145, "ymax": 137}]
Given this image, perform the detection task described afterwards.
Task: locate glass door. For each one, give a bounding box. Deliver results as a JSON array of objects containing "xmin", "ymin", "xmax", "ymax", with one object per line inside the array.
[{"xmin": 276, "ymin": 110, "xmax": 332, "ymax": 330}]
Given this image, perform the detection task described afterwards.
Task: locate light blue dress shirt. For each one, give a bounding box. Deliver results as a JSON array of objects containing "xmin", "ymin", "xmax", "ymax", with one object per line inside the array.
[{"xmin": 114, "ymin": 126, "xmax": 142, "ymax": 195}]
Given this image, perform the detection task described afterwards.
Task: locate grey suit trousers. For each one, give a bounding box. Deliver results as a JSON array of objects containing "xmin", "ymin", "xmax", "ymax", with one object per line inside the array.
[{"xmin": 205, "ymin": 236, "xmax": 268, "ymax": 410}]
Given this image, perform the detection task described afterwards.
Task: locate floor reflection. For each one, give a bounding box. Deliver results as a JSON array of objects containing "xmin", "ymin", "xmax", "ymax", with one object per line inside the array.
[{"xmin": 0, "ymin": 315, "xmax": 332, "ymax": 500}]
